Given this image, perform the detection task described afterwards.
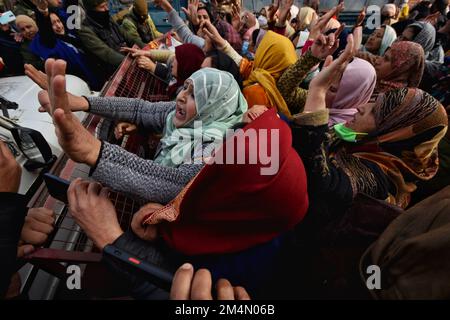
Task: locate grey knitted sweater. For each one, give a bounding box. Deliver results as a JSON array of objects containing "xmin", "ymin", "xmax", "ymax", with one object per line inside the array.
[{"xmin": 87, "ymin": 96, "xmax": 208, "ymax": 204}]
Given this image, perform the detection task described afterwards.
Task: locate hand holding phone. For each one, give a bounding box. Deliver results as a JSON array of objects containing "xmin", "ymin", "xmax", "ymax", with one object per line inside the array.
[
  {"xmin": 0, "ymin": 11, "xmax": 16, "ymax": 25},
  {"xmin": 43, "ymin": 173, "xmax": 70, "ymax": 203},
  {"xmin": 103, "ymin": 245, "xmax": 174, "ymax": 292}
]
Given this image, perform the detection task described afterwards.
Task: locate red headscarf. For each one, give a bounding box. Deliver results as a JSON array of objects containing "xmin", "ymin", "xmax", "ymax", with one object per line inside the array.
[
  {"xmin": 167, "ymin": 44, "xmax": 205, "ymax": 97},
  {"xmin": 159, "ymin": 109, "xmax": 309, "ymax": 255}
]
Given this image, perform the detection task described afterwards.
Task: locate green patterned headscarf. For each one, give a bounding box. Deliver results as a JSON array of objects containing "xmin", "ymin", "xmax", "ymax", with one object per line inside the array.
[{"xmin": 154, "ymin": 68, "xmax": 248, "ymax": 167}]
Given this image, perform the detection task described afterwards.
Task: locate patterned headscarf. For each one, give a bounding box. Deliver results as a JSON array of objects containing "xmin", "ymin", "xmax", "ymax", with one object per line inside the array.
[
  {"xmin": 336, "ymin": 88, "xmax": 448, "ymax": 208},
  {"xmin": 407, "ymin": 21, "xmax": 436, "ymax": 58},
  {"xmin": 377, "ymin": 41, "xmax": 425, "ymax": 92},
  {"xmin": 155, "ymin": 68, "xmax": 248, "ymax": 167}
]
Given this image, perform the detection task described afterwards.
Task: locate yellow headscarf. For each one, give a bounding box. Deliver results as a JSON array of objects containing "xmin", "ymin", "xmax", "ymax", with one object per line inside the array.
[{"xmin": 244, "ymin": 31, "xmax": 297, "ymax": 118}]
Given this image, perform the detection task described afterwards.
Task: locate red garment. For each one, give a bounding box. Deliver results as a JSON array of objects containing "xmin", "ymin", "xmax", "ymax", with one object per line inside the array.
[
  {"xmin": 159, "ymin": 109, "xmax": 309, "ymax": 255},
  {"xmin": 167, "ymin": 44, "xmax": 205, "ymax": 97},
  {"xmin": 301, "ymin": 39, "xmax": 314, "ymax": 55}
]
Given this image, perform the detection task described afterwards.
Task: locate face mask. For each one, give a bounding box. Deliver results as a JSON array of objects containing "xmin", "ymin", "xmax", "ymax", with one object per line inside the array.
[
  {"xmin": 334, "ymin": 123, "xmax": 368, "ymax": 142},
  {"xmin": 242, "ymin": 40, "xmax": 249, "ymax": 54},
  {"xmin": 87, "ymin": 10, "xmax": 110, "ymax": 27}
]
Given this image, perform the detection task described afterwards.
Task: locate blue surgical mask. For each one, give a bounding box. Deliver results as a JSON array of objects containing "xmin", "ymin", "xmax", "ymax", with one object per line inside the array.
[{"xmin": 242, "ymin": 40, "xmax": 249, "ymax": 55}]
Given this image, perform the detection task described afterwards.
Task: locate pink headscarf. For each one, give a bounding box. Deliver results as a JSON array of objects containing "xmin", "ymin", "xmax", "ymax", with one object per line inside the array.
[
  {"xmin": 328, "ymin": 57, "xmax": 377, "ymax": 126},
  {"xmin": 243, "ymin": 26, "xmax": 257, "ymax": 41}
]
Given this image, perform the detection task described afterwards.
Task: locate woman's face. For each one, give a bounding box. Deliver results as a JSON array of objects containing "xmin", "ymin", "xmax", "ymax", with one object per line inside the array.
[
  {"xmin": 374, "ymin": 48, "xmax": 393, "ymax": 80},
  {"xmin": 50, "ymin": 13, "xmax": 65, "ymax": 35},
  {"xmin": 18, "ymin": 21, "xmax": 38, "ymax": 40},
  {"xmin": 325, "ymin": 75, "xmax": 342, "ymax": 107},
  {"xmin": 259, "ymin": 8, "xmax": 267, "ymax": 17},
  {"xmin": 95, "ymin": 2, "xmax": 109, "ymax": 12},
  {"xmin": 345, "ymin": 102, "xmax": 377, "ymax": 133},
  {"xmin": 173, "ymin": 80, "xmax": 197, "ymax": 128},
  {"xmin": 171, "ymin": 57, "xmax": 178, "ymax": 77},
  {"xmin": 365, "ymin": 27, "xmax": 385, "ymax": 53},
  {"xmin": 197, "ymin": 9, "xmax": 210, "ymax": 24},
  {"xmin": 1, "ymin": 23, "xmax": 10, "ymax": 32},
  {"xmin": 397, "ymin": 27, "xmax": 416, "ymax": 41}
]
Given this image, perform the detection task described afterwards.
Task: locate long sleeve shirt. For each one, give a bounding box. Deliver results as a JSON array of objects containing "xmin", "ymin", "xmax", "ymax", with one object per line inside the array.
[
  {"xmin": 167, "ymin": 9, "xmax": 205, "ymax": 49},
  {"xmin": 86, "ymin": 97, "xmax": 208, "ymax": 203},
  {"xmin": 291, "ymin": 109, "xmax": 392, "ymax": 207},
  {"xmin": 277, "ymin": 50, "xmax": 321, "ymax": 114}
]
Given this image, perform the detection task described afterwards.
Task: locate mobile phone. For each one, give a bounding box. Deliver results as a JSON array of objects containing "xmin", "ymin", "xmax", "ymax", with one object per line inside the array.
[
  {"xmin": 103, "ymin": 245, "xmax": 174, "ymax": 292},
  {"xmin": 43, "ymin": 173, "xmax": 70, "ymax": 203},
  {"xmin": 0, "ymin": 11, "xmax": 16, "ymax": 25}
]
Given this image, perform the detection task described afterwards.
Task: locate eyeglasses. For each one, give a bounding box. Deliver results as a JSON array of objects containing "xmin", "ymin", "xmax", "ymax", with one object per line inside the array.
[{"xmin": 0, "ymin": 116, "xmax": 56, "ymax": 171}]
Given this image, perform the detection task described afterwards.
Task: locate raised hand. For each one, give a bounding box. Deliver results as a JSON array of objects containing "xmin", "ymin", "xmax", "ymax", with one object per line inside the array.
[
  {"xmin": 267, "ymin": 0, "xmax": 280, "ymax": 23},
  {"xmin": 423, "ymin": 12, "xmax": 441, "ymax": 27},
  {"xmin": 280, "ymin": 0, "xmax": 294, "ymax": 13},
  {"xmin": 309, "ymin": 3, "xmax": 345, "ymax": 40},
  {"xmin": 45, "ymin": 59, "xmax": 101, "ymax": 165},
  {"xmin": 200, "ymin": 20, "xmax": 226, "ymax": 49},
  {"xmin": 310, "ymin": 24, "xmax": 344, "ymax": 59},
  {"xmin": 355, "ymin": 6, "xmax": 366, "ymax": 28},
  {"xmin": 154, "ymin": 0, "xmax": 173, "ymax": 13},
  {"xmin": 278, "ymin": 0, "xmax": 294, "ymax": 25},
  {"xmin": 231, "ymin": 2, "xmax": 241, "ymax": 31},
  {"xmin": 12, "ymin": 32, "xmax": 24, "ymax": 43},
  {"xmin": 35, "ymin": 0, "xmax": 49, "ymax": 12},
  {"xmin": 181, "ymin": 0, "xmax": 200, "ymax": 25},
  {"xmin": 202, "ymin": 32, "xmax": 214, "ymax": 52},
  {"xmin": 36, "ymin": 60, "xmax": 89, "ymax": 113},
  {"xmin": 304, "ymin": 34, "xmax": 354, "ymax": 113},
  {"xmin": 25, "ymin": 64, "xmax": 48, "ymax": 90}
]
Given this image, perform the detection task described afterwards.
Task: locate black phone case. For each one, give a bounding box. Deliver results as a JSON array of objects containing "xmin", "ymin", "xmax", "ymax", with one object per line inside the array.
[{"xmin": 43, "ymin": 173, "xmax": 70, "ymax": 203}]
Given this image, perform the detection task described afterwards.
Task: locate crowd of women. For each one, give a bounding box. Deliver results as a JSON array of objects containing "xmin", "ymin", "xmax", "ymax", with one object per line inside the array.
[{"xmin": 1, "ymin": 0, "xmax": 450, "ymax": 300}]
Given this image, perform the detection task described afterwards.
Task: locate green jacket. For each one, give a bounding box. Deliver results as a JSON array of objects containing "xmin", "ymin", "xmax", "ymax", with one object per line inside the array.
[
  {"xmin": 121, "ymin": 11, "xmax": 162, "ymax": 48},
  {"xmin": 20, "ymin": 40, "xmax": 44, "ymax": 71},
  {"xmin": 77, "ymin": 15, "xmax": 143, "ymax": 68}
]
